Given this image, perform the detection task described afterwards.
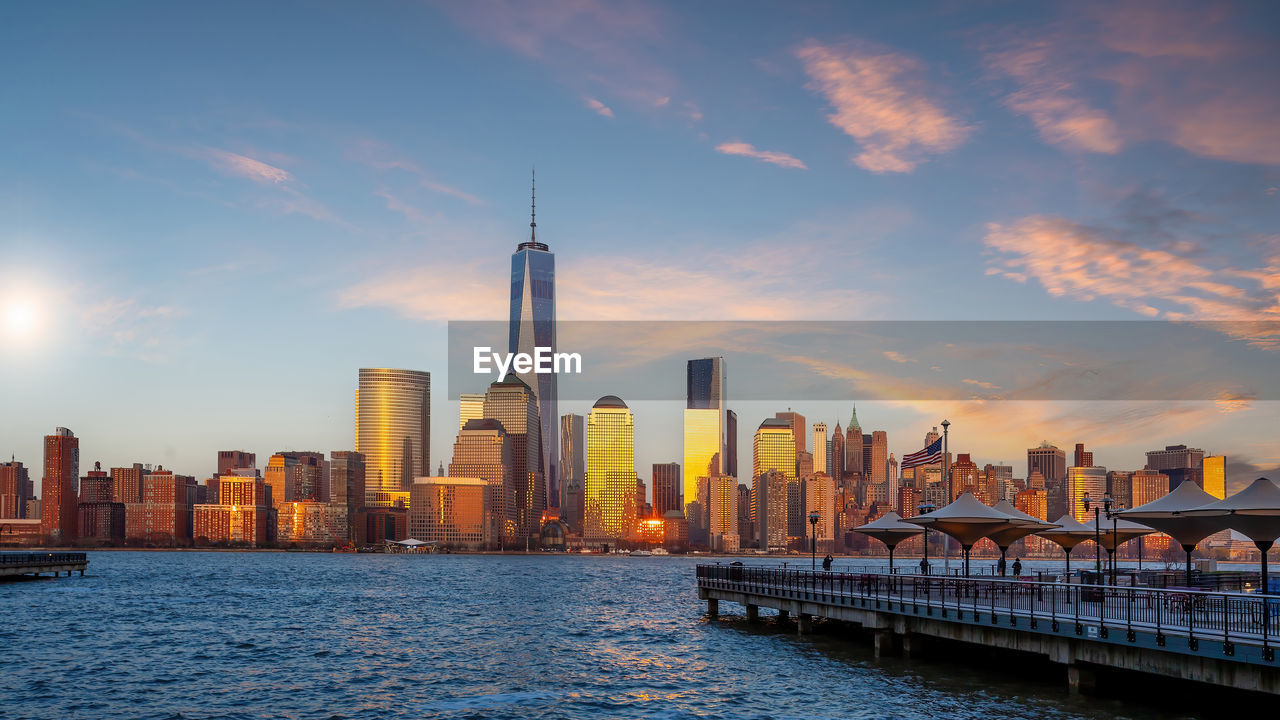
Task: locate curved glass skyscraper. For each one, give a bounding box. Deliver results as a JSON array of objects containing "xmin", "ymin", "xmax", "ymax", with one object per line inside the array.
[{"xmin": 355, "ymin": 368, "xmax": 430, "ymax": 502}]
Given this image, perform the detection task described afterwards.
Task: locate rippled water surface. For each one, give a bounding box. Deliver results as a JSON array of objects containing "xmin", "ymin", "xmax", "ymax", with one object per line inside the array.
[{"xmin": 2, "ymin": 552, "xmax": 1206, "ymax": 719}]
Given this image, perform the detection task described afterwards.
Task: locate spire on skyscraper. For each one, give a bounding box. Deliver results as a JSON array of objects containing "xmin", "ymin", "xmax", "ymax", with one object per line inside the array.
[
  {"xmin": 530, "ymin": 166, "xmax": 536, "ymax": 242},
  {"xmin": 849, "ymin": 404, "xmax": 860, "ymax": 430}
]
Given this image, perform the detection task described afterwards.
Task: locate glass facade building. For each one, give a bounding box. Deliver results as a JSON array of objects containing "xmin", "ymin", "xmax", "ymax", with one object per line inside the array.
[
  {"xmin": 355, "ymin": 368, "xmax": 431, "ymax": 502},
  {"xmin": 409, "ymin": 476, "xmax": 490, "ymax": 549},
  {"xmin": 752, "ymin": 418, "xmax": 795, "ymax": 550},
  {"xmin": 1203, "ymin": 455, "xmax": 1226, "ymax": 500},
  {"xmin": 559, "ymin": 414, "xmax": 585, "ymax": 532},
  {"xmin": 1066, "ymin": 466, "xmax": 1108, "ymax": 522},
  {"xmin": 585, "ymin": 395, "xmax": 636, "ymax": 540},
  {"xmin": 683, "ymin": 357, "xmax": 730, "ymax": 515},
  {"xmin": 509, "ymin": 225, "xmax": 558, "ymax": 510}
]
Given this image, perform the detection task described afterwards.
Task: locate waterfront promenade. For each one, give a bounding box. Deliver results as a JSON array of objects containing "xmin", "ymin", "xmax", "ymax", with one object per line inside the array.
[
  {"xmin": 697, "ymin": 564, "xmax": 1280, "ymax": 695},
  {"xmin": 0, "ymin": 552, "xmax": 88, "ymax": 579}
]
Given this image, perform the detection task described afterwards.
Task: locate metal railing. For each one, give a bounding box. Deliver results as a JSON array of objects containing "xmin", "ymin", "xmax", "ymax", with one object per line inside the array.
[
  {"xmin": 0, "ymin": 552, "xmax": 88, "ymax": 566},
  {"xmin": 697, "ymin": 565, "xmax": 1280, "ymax": 661}
]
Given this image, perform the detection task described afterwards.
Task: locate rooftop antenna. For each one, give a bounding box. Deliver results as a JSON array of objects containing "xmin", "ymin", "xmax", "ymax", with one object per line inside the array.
[{"xmin": 530, "ymin": 166, "xmax": 536, "ymax": 242}]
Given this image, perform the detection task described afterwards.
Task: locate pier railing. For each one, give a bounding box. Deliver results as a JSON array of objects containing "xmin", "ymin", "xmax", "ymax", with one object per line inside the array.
[
  {"xmin": 697, "ymin": 565, "xmax": 1280, "ymax": 659},
  {"xmin": 0, "ymin": 552, "xmax": 87, "ymax": 566}
]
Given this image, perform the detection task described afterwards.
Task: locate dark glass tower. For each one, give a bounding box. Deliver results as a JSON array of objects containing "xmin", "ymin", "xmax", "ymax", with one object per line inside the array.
[{"xmin": 509, "ymin": 172, "xmax": 557, "ymax": 511}]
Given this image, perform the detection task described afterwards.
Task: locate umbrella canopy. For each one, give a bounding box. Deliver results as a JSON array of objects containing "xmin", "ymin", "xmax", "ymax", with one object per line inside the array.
[
  {"xmin": 1118, "ymin": 481, "xmax": 1226, "ymax": 549},
  {"xmin": 853, "ymin": 511, "xmax": 924, "ymax": 549},
  {"xmin": 1184, "ymin": 477, "xmax": 1280, "ymax": 543},
  {"xmin": 1036, "ymin": 514, "xmax": 1096, "ymax": 551},
  {"xmin": 1079, "ymin": 515, "xmax": 1156, "ymax": 551},
  {"xmin": 905, "ymin": 492, "xmax": 1018, "ymax": 547},
  {"xmin": 987, "ymin": 500, "xmax": 1059, "ymax": 549}
]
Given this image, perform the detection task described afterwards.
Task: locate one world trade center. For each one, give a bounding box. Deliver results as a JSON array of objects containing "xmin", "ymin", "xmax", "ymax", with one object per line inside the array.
[{"xmin": 509, "ymin": 171, "xmax": 557, "ymax": 514}]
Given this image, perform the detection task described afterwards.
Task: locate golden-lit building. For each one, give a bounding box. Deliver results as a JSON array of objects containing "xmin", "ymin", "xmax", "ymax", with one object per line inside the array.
[
  {"xmin": 458, "ymin": 393, "xmax": 485, "ymax": 430},
  {"xmin": 1066, "ymin": 466, "xmax": 1107, "ymax": 522},
  {"xmin": 683, "ymin": 408, "xmax": 721, "ymax": 517},
  {"xmin": 1131, "ymin": 468, "xmax": 1170, "ymax": 507},
  {"xmin": 193, "ymin": 471, "xmax": 270, "ymax": 546},
  {"xmin": 752, "ymin": 418, "xmax": 795, "ymax": 549},
  {"xmin": 409, "ymin": 476, "xmax": 490, "ymax": 549},
  {"xmin": 585, "ymin": 395, "xmax": 636, "ymax": 540},
  {"xmin": 706, "ymin": 474, "xmax": 738, "ymax": 550},
  {"xmin": 1203, "ymin": 455, "xmax": 1226, "ymax": 500},
  {"xmin": 805, "ymin": 471, "xmax": 837, "ymax": 552},
  {"xmin": 355, "ymin": 368, "xmax": 431, "ymax": 501},
  {"xmin": 450, "ymin": 418, "xmax": 516, "ymax": 546},
  {"xmin": 635, "ymin": 517, "xmax": 665, "ymax": 545},
  {"xmin": 277, "ymin": 501, "xmax": 331, "ymax": 544}
]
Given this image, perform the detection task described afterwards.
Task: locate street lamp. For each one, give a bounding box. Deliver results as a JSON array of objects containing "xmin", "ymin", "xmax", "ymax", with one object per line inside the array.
[
  {"xmin": 1082, "ymin": 492, "xmax": 1114, "ymax": 583},
  {"xmin": 809, "ymin": 511, "xmax": 821, "ymax": 571},
  {"xmin": 917, "ymin": 501, "xmax": 936, "ymax": 575}
]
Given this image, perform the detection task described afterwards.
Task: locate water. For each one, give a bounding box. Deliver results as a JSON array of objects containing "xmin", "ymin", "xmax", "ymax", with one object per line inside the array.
[{"xmin": 2, "ymin": 552, "xmax": 1206, "ymax": 719}]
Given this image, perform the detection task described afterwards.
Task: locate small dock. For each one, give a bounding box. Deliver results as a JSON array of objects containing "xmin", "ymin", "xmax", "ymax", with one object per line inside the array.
[
  {"xmin": 697, "ymin": 564, "xmax": 1280, "ymax": 695},
  {"xmin": 0, "ymin": 552, "xmax": 89, "ymax": 579}
]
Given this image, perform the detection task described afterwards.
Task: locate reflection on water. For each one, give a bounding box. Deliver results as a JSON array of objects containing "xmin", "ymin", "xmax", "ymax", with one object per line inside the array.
[{"xmin": 0, "ymin": 552, "xmax": 1208, "ymax": 719}]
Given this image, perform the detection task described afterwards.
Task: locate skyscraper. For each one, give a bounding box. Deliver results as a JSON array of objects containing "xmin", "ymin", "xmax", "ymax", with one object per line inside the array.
[
  {"xmin": 845, "ymin": 406, "xmax": 863, "ymax": 480},
  {"xmin": 41, "ymin": 427, "xmax": 79, "ymax": 542},
  {"xmin": 328, "ymin": 451, "xmax": 365, "ymax": 543},
  {"xmin": 684, "ymin": 357, "xmax": 729, "ymax": 516},
  {"xmin": 1131, "ymin": 468, "xmax": 1169, "ymax": 507},
  {"xmin": 870, "ymin": 430, "xmax": 888, "ymax": 484},
  {"xmin": 111, "ymin": 463, "xmax": 146, "ymax": 505},
  {"xmin": 585, "ymin": 396, "xmax": 636, "ymax": 540},
  {"xmin": 458, "ymin": 393, "xmax": 485, "ymax": 430},
  {"xmin": 482, "ymin": 375, "xmax": 543, "ymax": 541},
  {"xmin": 1074, "ymin": 443, "xmax": 1093, "ymax": 468},
  {"xmin": 752, "ymin": 418, "xmax": 795, "ymax": 549},
  {"xmin": 560, "ymin": 413, "xmax": 585, "ymax": 532},
  {"xmin": 775, "ymin": 410, "xmax": 807, "ymax": 456},
  {"xmin": 1146, "ymin": 445, "xmax": 1206, "ymax": 491},
  {"xmin": 509, "ymin": 173, "xmax": 557, "ymax": 507},
  {"xmin": 1203, "ymin": 455, "xmax": 1226, "ymax": 500},
  {"xmin": 0, "ymin": 460, "xmax": 30, "ymax": 519},
  {"xmin": 450, "ymin": 418, "xmax": 514, "ymax": 546},
  {"xmin": 651, "ymin": 462, "xmax": 680, "ymax": 519},
  {"xmin": 356, "ymin": 368, "xmax": 431, "ymax": 501},
  {"xmin": 706, "ymin": 474, "xmax": 739, "ymax": 551},
  {"xmin": 830, "ymin": 422, "xmax": 844, "ymax": 484},
  {"xmin": 1066, "ymin": 466, "xmax": 1107, "ymax": 522},
  {"xmin": 804, "ymin": 471, "xmax": 837, "ymax": 553},
  {"xmin": 217, "ymin": 451, "xmax": 255, "ymax": 476},
  {"xmin": 813, "ymin": 423, "xmax": 827, "ymax": 477},
  {"xmin": 1027, "ymin": 442, "xmax": 1066, "ymax": 484}
]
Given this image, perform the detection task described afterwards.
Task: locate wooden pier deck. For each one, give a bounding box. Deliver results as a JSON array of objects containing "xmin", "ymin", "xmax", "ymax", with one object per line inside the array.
[{"xmin": 0, "ymin": 552, "xmax": 89, "ymax": 579}]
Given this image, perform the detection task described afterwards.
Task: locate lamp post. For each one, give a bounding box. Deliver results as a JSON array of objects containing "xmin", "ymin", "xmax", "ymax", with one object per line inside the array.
[
  {"xmin": 809, "ymin": 511, "xmax": 820, "ymax": 571},
  {"xmin": 1082, "ymin": 492, "xmax": 1113, "ymax": 583},
  {"xmin": 918, "ymin": 501, "xmax": 936, "ymax": 575},
  {"xmin": 940, "ymin": 420, "xmax": 950, "ymax": 573},
  {"xmin": 1109, "ymin": 504, "xmax": 1124, "ymax": 585}
]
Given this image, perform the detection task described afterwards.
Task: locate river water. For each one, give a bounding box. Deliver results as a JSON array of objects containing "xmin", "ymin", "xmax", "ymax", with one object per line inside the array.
[{"xmin": 2, "ymin": 552, "xmax": 1208, "ymax": 719}]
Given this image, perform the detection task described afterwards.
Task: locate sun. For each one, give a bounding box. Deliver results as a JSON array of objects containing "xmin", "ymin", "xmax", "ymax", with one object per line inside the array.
[{"xmin": 2, "ymin": 296, "xmax": 42, "ymax": 341}]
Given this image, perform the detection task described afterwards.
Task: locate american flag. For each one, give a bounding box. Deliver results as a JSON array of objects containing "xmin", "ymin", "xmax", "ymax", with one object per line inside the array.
[{"xmin": 901, "ymin": 436, "xmax": 943, "ymax": 469}]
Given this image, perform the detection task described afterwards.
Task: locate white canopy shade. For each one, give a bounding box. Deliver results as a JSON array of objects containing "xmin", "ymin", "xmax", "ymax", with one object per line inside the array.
[
  {"xmin": 1079, "ymin": 515, "xmax": 1156, "ymax": 551},
  {"xmin": 1117, "ymin": 481, "xmax": 1226, "ymax": 549},
  {"xmin": 853, "ymin": 511, "xmax": 924, "ymax": 549},
  {"xmin": 905, "ymin": 492, "xmax": 1019, "ymax": 547},
  {"xmin": 988, "ymin": 500, "xmax": 1059, "ymax": 549},
  {"xmin": 1183, "ymin": 477, "xmax": 1280, "ymax": 543},
  {"xmin": 1036, "ymin": 514, "xmax": 1097, "ymax": 551}
]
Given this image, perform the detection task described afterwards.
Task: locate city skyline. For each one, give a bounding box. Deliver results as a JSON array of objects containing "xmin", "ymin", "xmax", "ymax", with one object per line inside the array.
[{"xmin": 2, "ymin": 1, "xmax": 1280, "ymax": 491}]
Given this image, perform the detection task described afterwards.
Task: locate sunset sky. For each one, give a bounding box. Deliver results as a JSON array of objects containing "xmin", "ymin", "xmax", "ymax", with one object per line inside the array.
[{"xmin": 2, "ymin": 1, "xmax": 1278, "ymax": 491}]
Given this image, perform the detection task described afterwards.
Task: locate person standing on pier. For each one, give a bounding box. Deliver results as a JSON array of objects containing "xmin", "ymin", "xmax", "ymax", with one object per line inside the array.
[
  {"xmin": 1012, "ymin": 558, "xmax": 1022, "ymax": 576},
  {"xmin": 822, "ymin": 554, "xmax": 833, "ymax": 571}
]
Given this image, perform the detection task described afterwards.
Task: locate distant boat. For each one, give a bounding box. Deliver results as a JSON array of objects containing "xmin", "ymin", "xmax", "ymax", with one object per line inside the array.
[
  {"xmin": 629, "ymin": 550, "xmax": 653, "ymax": 557},
  {"xmin": 651, "ymin": 548, "xmax": 669, "ymax": 556}
]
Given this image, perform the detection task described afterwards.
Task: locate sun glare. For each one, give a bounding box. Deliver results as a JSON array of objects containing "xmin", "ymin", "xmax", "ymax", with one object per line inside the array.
[{"xmin": 2, "ymin": 297, "xmax": 42, "ymax": 341}]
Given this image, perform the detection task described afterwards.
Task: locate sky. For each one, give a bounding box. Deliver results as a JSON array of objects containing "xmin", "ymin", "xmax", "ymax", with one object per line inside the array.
[{"xmin": 1, "ymin": 1, "xmax": 1279, "ymax": 495}]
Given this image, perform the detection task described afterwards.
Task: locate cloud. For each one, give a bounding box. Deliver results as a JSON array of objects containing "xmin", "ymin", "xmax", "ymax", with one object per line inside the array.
[
  {"xmin": 348, "ymin": 139, "xmax": 483, "ymax": 205},
  {"xmin": 986, "ymin": 2, "xmax": 1280, "ymax": 165},
  {"xmin": 584, "ymin": 96, "xmax": 615, "ymax": 118},
  {"xmin": 882, "ymin": 351, "xmax": 916, "ymax": 364},
  {"xmin": 203, "ymin": 148, "xmax": 292, "ymax": 184},
  {"xmin": 714, "ymin": 142, "xmax": 807, "ymax": 170},
  {"xmin": 77, "ymin": 295, "xmax": 185, "ymax": 363},
  {"xmin": 983, "ymin": 214, "xmax": 1280, "ymax": 344},
  {"xmin": 796, "ymin": 40, "xmax": 971, "ymax": 173},
  {"xmin": 985, "ymin": 41, "xmax": 1122, "ymax": 154},
  {"xmin": 962, "ymin": 378, "xmax": 1001, "ymax": 390}
]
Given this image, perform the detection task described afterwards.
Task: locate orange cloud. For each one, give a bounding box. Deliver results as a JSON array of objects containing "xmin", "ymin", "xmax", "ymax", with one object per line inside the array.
[
  {"xmin": 986, "ymin": 41, "xmax": 1122, "ymax": 154},
  {"xmin": 714, "ymin": 142, "xmax": 807, "ymax": 169},
  {"xmin": 796, "ymin": 41, "xmax": 970, "ymax": 173}
]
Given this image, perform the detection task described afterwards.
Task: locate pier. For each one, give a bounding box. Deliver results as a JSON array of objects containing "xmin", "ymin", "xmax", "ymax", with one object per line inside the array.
[
  {"xmin": 0, "ymin": 552, "xmax": 89, "ymax": 579},
  {"xmin": 697, "ymin": 564, "xmax": 1280, "ymax": 695}
]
